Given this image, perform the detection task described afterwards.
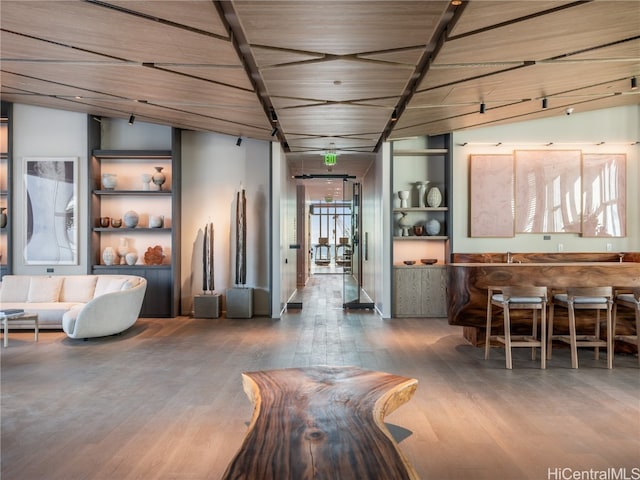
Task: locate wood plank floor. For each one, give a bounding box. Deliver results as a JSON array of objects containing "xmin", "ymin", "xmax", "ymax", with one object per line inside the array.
[{"xmin": 2, "ymin": 274, "xmax": 639, "ymax": 480}]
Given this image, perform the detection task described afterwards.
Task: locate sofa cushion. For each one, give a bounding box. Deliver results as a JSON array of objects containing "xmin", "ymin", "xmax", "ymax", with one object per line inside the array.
[
  {"xmin": 60, "ymin": 276, "xmax": 98, "ymax": 303},
  {"xmin": 1, "ymin": 302, "xmax": 81, "ymax": 325},
  {"xmin": 27, "ymin": 276, "xmax": 63, "ymax": 303},
  {"xmin": 121, "ymin": 277, "xmax": 140, "ymax": 290},
  {"xmin": 0, "ymin": 276, "xmax": 31, "ymax": 302},
  {"xmin": 93, "ymin": 276, "xmax": 128, "ymax": 298}
]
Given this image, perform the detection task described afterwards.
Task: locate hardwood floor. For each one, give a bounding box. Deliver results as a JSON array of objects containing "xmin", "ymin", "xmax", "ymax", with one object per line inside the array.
[{"xmin": 2, "ymin": 274, "xmax": 639, "ymax": 479}]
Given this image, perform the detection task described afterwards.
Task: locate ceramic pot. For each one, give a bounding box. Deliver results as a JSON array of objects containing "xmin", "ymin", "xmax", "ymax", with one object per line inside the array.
[
  {"xmin": 427, "ymin": 186, "xmax": 443, "ymax": 208},
  {"xmin": 413, "ymin": 225, "xmax": 424, "ymax": 236},
  {"xmin": 111, "ymin": 218, "xmax": 122, "ymax": 228},
  {"xmin": 102, "ymin": 246, "xmax": 116, "ymax": 266},
  {"xmin": 102, "ymin": 173, "xmax": 117, "ymax": 190},
  {"xmin": 99, "ymin": 216, "xmax": 110, "ymax": 228},
  {"xmin": 152, "ymin": 166, "xmax": 166, "ymax": 190},
  {"xmin": 149, "ymin": 215, "xmax": 164, "ymax": 228},
  {"xmin": 426, "ymin": 219, "xmax": 441, "ymax": 236},
  {"xmin": 123, "ymin": 210, "xmax": 139, "ymax": 228}
]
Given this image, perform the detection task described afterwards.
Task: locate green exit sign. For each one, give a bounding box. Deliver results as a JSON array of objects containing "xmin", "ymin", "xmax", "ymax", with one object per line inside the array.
[{"xmin": 324, "ymin": 153, "xmax": 337, "ymax": 165}]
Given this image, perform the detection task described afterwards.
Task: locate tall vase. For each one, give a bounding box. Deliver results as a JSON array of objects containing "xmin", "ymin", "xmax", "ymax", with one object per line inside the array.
[
  {"xmin": 415, "ymin": 181, "xmax": 429, "ymax": 208},
  {"xmin": 117, "ymin": 237, "xmax": 128, "ymax": 265},
  {"xmin": 152, "ymin": 166, "xmax": 166, "ymax": 190}
]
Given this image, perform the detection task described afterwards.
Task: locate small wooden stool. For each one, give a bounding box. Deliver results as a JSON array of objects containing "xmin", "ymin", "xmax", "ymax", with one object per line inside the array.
[
  {"xmin": 613, "ymin": 287, "xmax": 640, "ymax": 366},
  {"xmin": 222, "ymin": 366, "xmax": 419, "ymax": 479}
]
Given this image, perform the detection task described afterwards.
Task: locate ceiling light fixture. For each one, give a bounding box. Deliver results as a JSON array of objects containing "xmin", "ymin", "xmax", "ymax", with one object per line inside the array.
[
  {"xmin": 270, "ymin": 109, "xmax": 277, "ymax": 123},
  {"xmin": 128, "ymin": 114, "xmax": 135, "ymax": 125},
  {"xmin": 451, "ymin": 0, "xmax": 462, "ymax": 5},
  {"xmin": 391, "ymin": 109, "xmax": 398, "ymax": 122},
  {"xmin": 271, "ymin": 127, "xmax": 278, "ymax": 137},
  {"xmin": 632, "ymin": 77, "xmax": 638, "ymax": 90},
  {"xmin": 542, "ymin": 98, "xmax": 548, "ymax": 109},
  {"xmin": 479, "ymin": 102, "xmax": 486, "ymax": 114},
  {"xmin": 236, "ymin": 136, "xmax": 242, "ymax": 146}
]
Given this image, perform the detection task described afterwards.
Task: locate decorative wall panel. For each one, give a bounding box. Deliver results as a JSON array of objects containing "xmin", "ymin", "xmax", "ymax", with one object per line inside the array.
[{"xmin": 469, "ymin": 154, "xmax": 514, "ymax": 237}]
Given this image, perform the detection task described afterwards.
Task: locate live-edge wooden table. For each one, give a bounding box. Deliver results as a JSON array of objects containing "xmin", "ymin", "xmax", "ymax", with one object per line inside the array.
[{"xmin": 222, "ymin": 366, "xmax": 419, "ymax": 479}]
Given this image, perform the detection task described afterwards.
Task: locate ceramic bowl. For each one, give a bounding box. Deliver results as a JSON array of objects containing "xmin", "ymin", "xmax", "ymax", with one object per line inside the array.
[
  {"xmin": 420, "ymin": 258, "xmax": 437, "ymax": 265},
  {"xmin": 403, "ymin": 260, "xmax": 416, "ymax": 265}
]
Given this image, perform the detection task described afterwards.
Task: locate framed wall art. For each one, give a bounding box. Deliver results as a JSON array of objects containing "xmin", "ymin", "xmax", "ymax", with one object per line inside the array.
[
  {"xmin": 581, "ymin": 153, "xmax": 626, "ymax": 237},
  {"xmin": 469, "ymin": 154, "xmax": 515, "ymax": 237},
  {"xmin": 23, "ymin": 157, "xmax": 78, "ymax": 265}
]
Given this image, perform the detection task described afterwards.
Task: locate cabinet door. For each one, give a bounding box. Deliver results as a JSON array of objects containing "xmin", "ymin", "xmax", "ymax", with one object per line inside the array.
[
  {"xmin": 393, "ymin": 268, "xmax": 423, "ymax": 317},
  {"xmin": 421, "ymin": 267, "xmax": 446, "ymax": 317},
  {"xmin": 133, "ymin": 267, "xmax": 172, "ymax": 318}
]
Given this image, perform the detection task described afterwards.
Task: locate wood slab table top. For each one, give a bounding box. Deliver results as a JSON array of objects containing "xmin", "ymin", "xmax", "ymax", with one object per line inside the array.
[{"xmin": 222, "ymin": 366, "xmax": 419, "ymax": 480}]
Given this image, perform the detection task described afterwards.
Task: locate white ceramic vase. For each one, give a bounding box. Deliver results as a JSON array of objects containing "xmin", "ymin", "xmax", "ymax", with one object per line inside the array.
[
  {"xmin": 398, "ymin": 212, "xmax": 411, "ymax": 237},
  {"xmin": 141, "ymin": 173, "xmax": 152, "ymax": 191},
  {"xmin": 102, "ymin": 246, "xmax": 116, "ymax": 265},
  {"xmin": 152, "ymin": 166, "xmax": 166, "ymax": 190},
  {"xmin": 123, "ymin": 210, "xmax": 139, "ymax": 228},
  {"xmin": 398, "ymin": 190, "xmax": 410, "ymax": 208},
  {"xmin": 117, "ymin": 237, "xmax": 128, "ymax": 264},
  {"xmin": 102, "ymin": 173, "xmax": 117, "ymax": 190},
  {"xmin": 125, "ymin": 252, "xmax": 138, "ymax": 266},
  {"xmin": 427, "ymin": 187, "xmax": 442, "ymax": 207},
  {"xmin": 415, "ymin": 181, "xmax": 429, "ymax": 208}
]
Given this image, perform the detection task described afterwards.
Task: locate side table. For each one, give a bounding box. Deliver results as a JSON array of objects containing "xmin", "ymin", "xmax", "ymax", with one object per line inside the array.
[{"xmin": 2, "ymin": 312, "xmax": 39, "ymax": 348}]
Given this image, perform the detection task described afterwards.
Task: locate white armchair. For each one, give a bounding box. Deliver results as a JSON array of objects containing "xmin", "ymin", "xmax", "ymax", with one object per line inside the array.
[{"xmin": 62, "ymin": 277, "xmax": 147, "ymax": 339}]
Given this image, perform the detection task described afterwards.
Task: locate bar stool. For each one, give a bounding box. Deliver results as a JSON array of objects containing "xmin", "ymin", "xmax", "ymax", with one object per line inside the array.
[
  {"xmin": 547, "ymin": 287, "xmax": 613, "ymax": 369},
  {"xmin": 485, "ymin": 286, "xmax": 547, "ymax": 369},
  {"xmin": 613, "ymin": 287, "xmax": 640, "ymax": 365}
]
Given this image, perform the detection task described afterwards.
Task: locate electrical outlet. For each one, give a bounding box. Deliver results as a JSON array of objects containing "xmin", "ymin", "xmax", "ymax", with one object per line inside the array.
[
  {"xmin": 606, "ymin": 243, "xmax": 612, "ymax": 252},
  {"xmin": 557, "ymin": 243, "xmax": 563, "ymax": 252}
]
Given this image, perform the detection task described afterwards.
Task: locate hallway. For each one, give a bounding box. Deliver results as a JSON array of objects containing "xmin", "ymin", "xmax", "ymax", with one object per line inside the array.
[{"xmin": 1, "ymin": 274, "xmax": 639, "ymax": 479}]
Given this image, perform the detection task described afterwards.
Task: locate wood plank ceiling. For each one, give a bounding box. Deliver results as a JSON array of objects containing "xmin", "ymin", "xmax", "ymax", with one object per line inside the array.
[{"xmin": 1, "ymin": 1, "xmax": 639, "ymax": 200}]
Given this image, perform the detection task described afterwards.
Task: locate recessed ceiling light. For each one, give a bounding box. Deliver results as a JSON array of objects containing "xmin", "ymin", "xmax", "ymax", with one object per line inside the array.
[{"xmin": 333, "ymin": 80, "xmax": 342, "ymax": 86}]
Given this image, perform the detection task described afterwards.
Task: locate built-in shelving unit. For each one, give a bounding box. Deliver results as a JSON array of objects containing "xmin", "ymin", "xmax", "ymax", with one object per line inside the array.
[
  {"xmin": 87, "ymin": 120, "xmax": 181, "ymax": 317},
  {"xmin": 0, "ymin": 102, "xmax": 12, "ymax": 279},
  {"xmin": 390, "ymin": 135, "xmax": 451, "ymax": 318}
]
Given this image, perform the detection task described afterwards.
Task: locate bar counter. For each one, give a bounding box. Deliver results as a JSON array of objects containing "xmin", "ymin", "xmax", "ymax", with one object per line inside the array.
[{"xmin": 447, "ymin": 261, "xmax": 640, "ymax": 348}]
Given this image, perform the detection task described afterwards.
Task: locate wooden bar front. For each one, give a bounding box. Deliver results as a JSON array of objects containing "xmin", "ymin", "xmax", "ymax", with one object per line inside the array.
[{"xmin": 447, "ymin": 262, "xmax": 640, "ymax": 349}]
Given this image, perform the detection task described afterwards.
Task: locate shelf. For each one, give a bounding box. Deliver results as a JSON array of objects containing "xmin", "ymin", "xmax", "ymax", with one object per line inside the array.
[
  {"xmin": 94, "ymin": 189, "xmax": 172, "ymax": 196},
  {"xmin": 393, "ymin": 207, "xmax": 447, "ymax": 212},
  {"xmin": 93, "ymin": 264, "xmax": 170, "ymax": 270},
  {"xmin": 392, "ymin": 149, "xmax": 448, "ymax": 156},
  {"xmin": 92, "ymin": 149, "xmax": 172, "ymax": 159},
  {"xmin": 93, "ymin": 227, "xmax": 171, "ymax": 232},
  {"xmin": 394, "ymin": 236, "xmax": 448, "ymax": 240}
]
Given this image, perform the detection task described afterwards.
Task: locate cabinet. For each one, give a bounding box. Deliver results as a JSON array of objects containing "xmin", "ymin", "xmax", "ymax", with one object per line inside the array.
[
  {"xmin": 392, "ymin": 265, "xmax": 446, "ymax": 317},
  {"xmin": 87, "ymin": 119, "xmax": 181, "ymax": 317}
]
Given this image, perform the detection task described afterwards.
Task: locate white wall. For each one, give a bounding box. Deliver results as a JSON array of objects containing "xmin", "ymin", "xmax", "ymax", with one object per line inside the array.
[
  {"xmin": 452, "ymin": 105, "xmax": 640, "ymax": 254},
  {"xmin": 12, "ymin": 104, "xmax": 88, "ymax": 275},
  {"xmin": 180, "ymin": 130, "xmax": 271, "ymax": 315}
]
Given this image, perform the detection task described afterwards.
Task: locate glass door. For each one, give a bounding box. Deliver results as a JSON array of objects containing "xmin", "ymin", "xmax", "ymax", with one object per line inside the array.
[{"xmin": 342, "ymin": 181, "xmax": 373, "ymax": 308}]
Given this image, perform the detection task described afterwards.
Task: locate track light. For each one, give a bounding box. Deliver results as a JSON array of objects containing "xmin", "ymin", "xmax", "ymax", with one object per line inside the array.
[
  {"xmin": 236, "ymin": 136, "xmax": 242, "ymax": 146},
  {"xmin": 632, "ymin": 77, "xmax": 638, "ymax": 90},
  {"xmin": 542, "ymin": 98, "xmax": 548, "ymax": 109},
  {"xmin": 391, "ymin": 109, "xmax": 398, "ymax": 122},
  {"xmin": 128, "ymin": 114, "xmax": 135, "ymax": 125},
  {"xmin": 270, "ymin": 109, "xmax": 277, "ymax": 123},
  {"xmin": 479, "ymin": 102, "xmax": 486, "ymax": 114},
  {"xmin": 271, "ymin": 127, "xmax": 278, "ymax": 137}
]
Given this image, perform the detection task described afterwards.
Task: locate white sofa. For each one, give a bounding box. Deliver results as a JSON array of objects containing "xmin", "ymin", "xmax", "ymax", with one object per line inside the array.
[{"xmin": 0, "ymin": 275, "xmax": 147, "ymax": 339}]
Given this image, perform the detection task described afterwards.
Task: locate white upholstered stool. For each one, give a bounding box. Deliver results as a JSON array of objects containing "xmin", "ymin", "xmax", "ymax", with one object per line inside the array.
[{"xmin": 485, "ymin": 286, "xmax": 547, "ymax": 369}]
